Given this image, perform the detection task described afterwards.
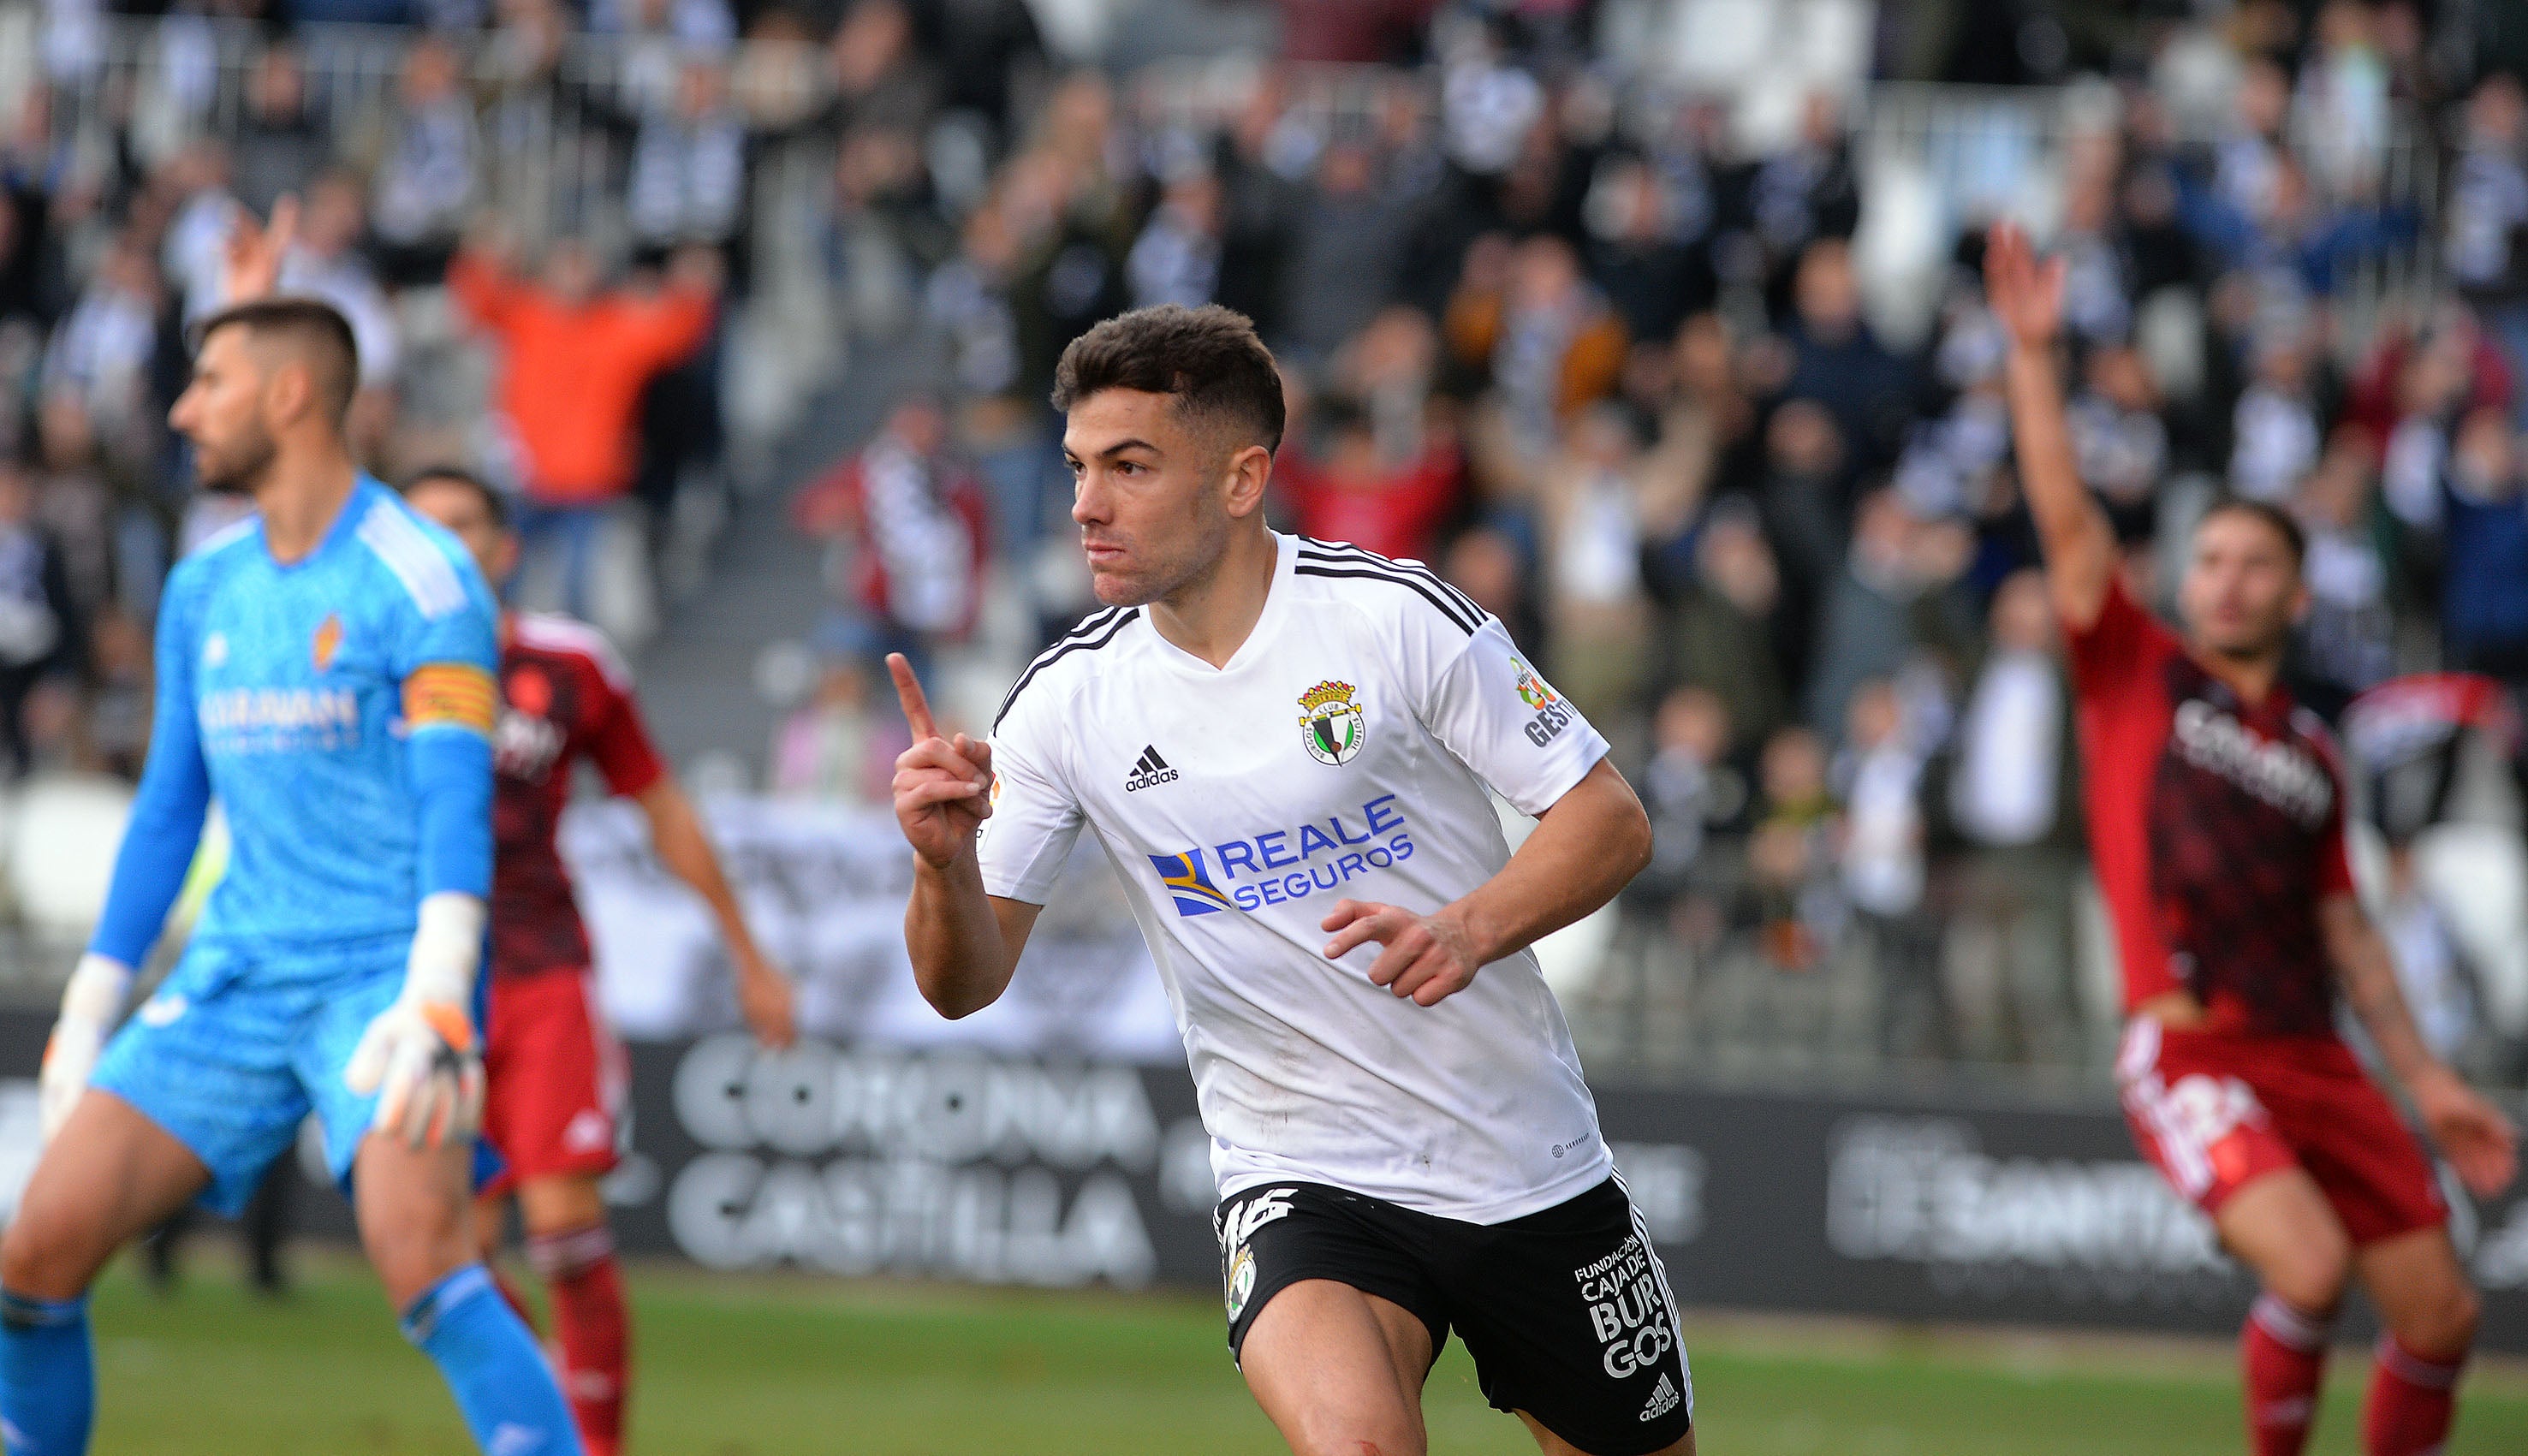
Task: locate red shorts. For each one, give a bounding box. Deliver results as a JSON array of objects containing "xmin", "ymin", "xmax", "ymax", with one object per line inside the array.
[
  {"xmin": 2115, "ymin": 1017, "xmax": 2446, "ymax": 1246},
  {"xmin": 481, "ymin": 969, "xmax": 628, "ymax": 1197}
]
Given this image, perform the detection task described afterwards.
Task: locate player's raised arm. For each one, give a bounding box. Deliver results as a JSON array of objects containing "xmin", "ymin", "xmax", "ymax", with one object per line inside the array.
[
  {"xmin": 889, "ymin": 654, "xmax": 1043, "ymax": 1018},
  {"xmin": 39, "ymin": 579, "xmax": 218, "ymax": 1140},
  {"xmin": 1987, "ymin": 221, "xmax": 2117, "ymax": 630}
]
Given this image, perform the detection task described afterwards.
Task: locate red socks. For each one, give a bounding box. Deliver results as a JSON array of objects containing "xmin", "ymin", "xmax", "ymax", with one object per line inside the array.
[
  {"xmin": 2244, "ymin": 1293, "xmax": 2332, "ymax": 1456},
  {"xmin": 527, "ymin": 1223, "xmax": 630, "ymax": 1456},
  {"xmin": 2364, "ymin": 1337, "xmax": 2463, "ymax": 1456}
]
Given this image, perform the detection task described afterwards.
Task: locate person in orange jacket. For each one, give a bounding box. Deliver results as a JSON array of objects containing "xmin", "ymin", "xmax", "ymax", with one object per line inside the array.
[{"xmin": 448, "ymin": 230, "xmax": 720, "ymax": 618}]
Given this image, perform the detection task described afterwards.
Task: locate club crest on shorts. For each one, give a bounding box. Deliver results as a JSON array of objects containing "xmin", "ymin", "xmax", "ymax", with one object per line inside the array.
[
  {"xmin": 1298, "ymin": 680, "xmax": 1365, "ymax": 766},
  {"xmin": 1224, "ymin": 1242, "xmax": 1258, "ymax": 1322}
]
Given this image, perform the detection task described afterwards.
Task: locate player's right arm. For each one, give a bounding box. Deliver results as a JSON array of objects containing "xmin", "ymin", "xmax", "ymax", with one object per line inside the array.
[
  {"xmin": 889, "ymin": 654, "xmax": 1044, "ymax": 1019},
  {"xmin": 1987, "ymin": 220, "xmax": 2118, "ymax": 632},
  {"xmin": 41, "ymin": 569, "xmax": 217, "ymax": 1138}
]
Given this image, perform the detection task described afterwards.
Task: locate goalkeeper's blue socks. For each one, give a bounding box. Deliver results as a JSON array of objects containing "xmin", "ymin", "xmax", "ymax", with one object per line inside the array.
[
  {"xmin": 0, "ymin": 1289, "xmax": 92, "ymax": 1455},
  {"xmin": 402, "ymin": 1265, "xmax": 584, "ymax": 1456}
]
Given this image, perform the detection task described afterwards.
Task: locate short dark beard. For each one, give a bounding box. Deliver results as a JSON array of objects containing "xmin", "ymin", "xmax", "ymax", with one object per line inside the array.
[{"xmin": 195, "ymin": 425, "xmax": 279, "ymax": 496}]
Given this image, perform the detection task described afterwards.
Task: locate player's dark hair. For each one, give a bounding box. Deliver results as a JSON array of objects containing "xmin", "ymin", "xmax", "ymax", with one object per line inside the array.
[
  {"xmin": 1051, "ymin": 304, "xmax": 1286, "ymax": 455},
  {"xmin": 400, "ymin": 465, "xmax": 510, "ymax": 529},
  {"xmin": 189, "ymin": 295, "xmax": 360, "ymax": 425},
  {"xmin": 2198, "ymin": 496, "xmax": 2306, "ymax": 572}
]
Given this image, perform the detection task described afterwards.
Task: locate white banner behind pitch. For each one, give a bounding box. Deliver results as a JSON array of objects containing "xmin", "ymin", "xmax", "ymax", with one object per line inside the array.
[{"xmin": 561, "ymin": 798, "xmax": 1182, "ymax": 1062}]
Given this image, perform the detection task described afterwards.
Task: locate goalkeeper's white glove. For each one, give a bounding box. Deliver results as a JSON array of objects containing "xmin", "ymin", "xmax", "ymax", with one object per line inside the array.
[
  {"xmin": 346, "ymin": 892, "xmax": 487, "ymax": 1148},
  {"xmin": 39, "ymin": 954, "xmax": 133, "ymax": 1143}
]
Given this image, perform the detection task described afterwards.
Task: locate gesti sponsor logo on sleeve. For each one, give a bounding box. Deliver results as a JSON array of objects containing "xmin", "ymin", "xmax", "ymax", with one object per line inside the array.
[{"xmin": 1150, "ymin": 794, "xmax": 1416, "ymax": 917}]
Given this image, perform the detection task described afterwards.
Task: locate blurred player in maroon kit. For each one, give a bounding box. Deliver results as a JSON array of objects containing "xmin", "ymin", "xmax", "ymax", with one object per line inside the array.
[
  {"xmin": 404, "ymin": 467, "xmax": 795, "ymax": 1456},
  {"xmin": 1987, "ymin": 223, "xmax": 2517, "ymax": 1456}
]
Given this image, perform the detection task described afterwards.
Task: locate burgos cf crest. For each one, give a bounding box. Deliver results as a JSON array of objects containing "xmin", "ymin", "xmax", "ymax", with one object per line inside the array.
[{"xmin": 1298, "ymin": 680, "xmax": 1365, "ymax": 766}]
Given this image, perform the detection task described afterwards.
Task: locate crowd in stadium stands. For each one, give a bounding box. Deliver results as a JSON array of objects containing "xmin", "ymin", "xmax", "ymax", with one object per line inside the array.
[{"xmin": 3, "ymin": 0, "xmax": 2528, "ymax": 1076}]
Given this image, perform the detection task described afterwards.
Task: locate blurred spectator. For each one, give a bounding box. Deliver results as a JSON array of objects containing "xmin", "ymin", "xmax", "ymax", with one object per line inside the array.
[
  {"xmin": 362, "ymin": 35, "xmax": 479, "ymax": 288},
  {"xmin": 770, "ymin": 649, "xmax": 903, "ymax": 805},
  {"xmin": 1837, "ymin": 678, "xmax": 1936, "ymax": 1059},
  {"xmin": 590, "ymin": 0, "xmax": 736, "ymax": 49},
  {"xmin": 791, "ymin": 396, "xmax": 987, "ymax": 675},
  {"xmin": 2293, "ymin": 428, "xmax": 2394, "ymax": 694},
  {"xmin": 0, "ymin": 457, "xmax": 81, "ymax": 776},
  {"xmin": 1439, "ymin": 522, "xmax": 1543, "ymax": 651},
  {"xmin": 86, "ymin": 608, "xmax": 150, "ymax": 781},
  {"xmin": 1748, "ymin": 92, "xmax": 1859, "ymax": 280},
  {"xmin": 1805, "ymin": 488, "xmax": 1972, "ymax": 736},
  {"xmin": 449, "ymin": 233, "xmax": 720, "ymax": 617},
  {"xmin": 1662, "ymin": 501, "xmax": 1791, "ymax": 754},
  {"xmin": 276, "ymin": 172, "xmax": 402, "ymax": 460},
  {"xmin": 1748, "ymin": 724, "xmax": 1836, "ymax": 972},
  {"xmin": 235, "ymin": 45, "xmax": 325, "ymax": 218},
  {"xmin": 1532, "ymin": 403, "xmax": 1656, "ymax": 718},
  {"xmin": 1460, "ymin": 234, "xmax": 1627, "ymax": 470},
  {"xmin": 2067, "ymin": 342, "xmax": 2169, "ymax": 540},
  {"xmin": 40, "ymin": 234, "xmax": 161, "ymax": 455},
  {"xmin": 1939, "ymin": 569, "xmax": 2081, "ymax": 1065},
  {"xmin": 1125, "ymin": 169, "xmax": 1223, "ymax": 312},
  {"xmin": 2446, "ymin": 74, "xmax": 2528, "ymax": 418},
  {"xmin": 1275, "ymin": 392, "xmax": 1461, "ymax": 565},
  {"xmin": 1282, "ymin": 140, "xmax": 1417, "ymax": 359},
  {"xmin": 630, "ymin": 58, "xmax": 747, "ymax": 256},
  {"xmin": 2441, "ymin": 407, "xmax": 2528, "ymax": 685},
  {"xmin": 1781, "ymin": 240, "xmax": 1910, "ymax": 475},
  {"xmin": 2229, "ymin": 327, "xmax": 2325, "ymax": 502}
]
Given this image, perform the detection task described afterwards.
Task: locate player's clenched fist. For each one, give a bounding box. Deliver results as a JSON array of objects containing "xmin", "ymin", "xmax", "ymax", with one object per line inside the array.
[
  {"xmin": 1321, "ymin": 899, "xmax": 1485, "ymax": 1007},
  {"xmin": 887, "ymin": 652, "xmax": 994, "ymax": 868}
]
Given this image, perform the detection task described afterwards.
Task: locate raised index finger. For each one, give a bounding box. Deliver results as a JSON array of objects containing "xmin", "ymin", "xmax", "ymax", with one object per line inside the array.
[{"xmin": 886, "ymin": 652, "xmax": 938, "ymax": 740}]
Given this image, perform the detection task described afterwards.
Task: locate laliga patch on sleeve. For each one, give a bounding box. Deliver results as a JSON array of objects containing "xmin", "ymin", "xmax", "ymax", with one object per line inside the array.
[{"xmin": 402, "ymin": 663, "xmax": 498, "ymax": 734}]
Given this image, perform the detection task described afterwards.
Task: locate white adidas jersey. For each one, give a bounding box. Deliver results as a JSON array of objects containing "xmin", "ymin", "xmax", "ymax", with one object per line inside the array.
[{"xmin": 978, "ymin": 532, "xmax": 1615, "ymax": 1224}]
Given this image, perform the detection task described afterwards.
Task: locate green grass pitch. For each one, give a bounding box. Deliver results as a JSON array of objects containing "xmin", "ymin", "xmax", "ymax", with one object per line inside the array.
[{"xmin": 80, "ymin": 1252, "xmax": 2528, "ymax": 1453}]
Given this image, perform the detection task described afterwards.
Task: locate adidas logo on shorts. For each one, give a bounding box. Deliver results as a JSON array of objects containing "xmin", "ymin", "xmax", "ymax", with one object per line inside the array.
[
  {"xmin": 1124, "ymin": 746, "xmax": 1178, "ymax": 792},
  {"xmin": 1640, "ymin": 1370, "xmax": 1681, "ymax": 1423}
]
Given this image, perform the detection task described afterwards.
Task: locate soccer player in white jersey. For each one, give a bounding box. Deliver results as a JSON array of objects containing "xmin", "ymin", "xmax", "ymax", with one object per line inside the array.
[{"xmin": 888, "ymin": 304, "xmax": 1693, "ymax": 1456}]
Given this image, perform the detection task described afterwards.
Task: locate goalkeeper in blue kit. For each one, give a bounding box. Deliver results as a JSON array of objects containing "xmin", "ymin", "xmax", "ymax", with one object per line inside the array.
[{"xmin": 0, "ymin": 215, "xmax": 581, "ymax": 1455}]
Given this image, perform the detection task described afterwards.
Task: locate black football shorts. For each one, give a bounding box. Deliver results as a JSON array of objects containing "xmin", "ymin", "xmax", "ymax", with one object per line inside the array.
[{"xmin": 1215, "ymin": 1176, "xmax": 1692, "ymax": 1454}]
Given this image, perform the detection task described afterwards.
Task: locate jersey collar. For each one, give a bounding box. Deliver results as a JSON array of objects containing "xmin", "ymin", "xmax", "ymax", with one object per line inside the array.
[{"xmin": 1145, "ymin": 531, "xmax": 1299, "ymax": 678}]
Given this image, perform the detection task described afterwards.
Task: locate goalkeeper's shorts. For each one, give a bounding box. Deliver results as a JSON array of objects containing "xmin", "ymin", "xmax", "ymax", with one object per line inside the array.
[{"xmin": 91, "ymin": 931, "xmax": 450, "ymax": 1215}]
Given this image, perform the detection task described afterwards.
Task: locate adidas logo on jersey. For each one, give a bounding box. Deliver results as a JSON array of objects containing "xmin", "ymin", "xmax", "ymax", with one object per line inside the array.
[
  {"xmin": 1640, "ymin": 1370, "xmax": 1681, "ymax": 1423},
  {"xmin": 1124, "ymin": 745, "xmax": 1178, "ymax": 792}
]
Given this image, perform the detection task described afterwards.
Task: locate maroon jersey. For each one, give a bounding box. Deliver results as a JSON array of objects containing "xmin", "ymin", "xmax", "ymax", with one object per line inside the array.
[
  {"xmin": 2068, "ymin": 579, "xmax": 2355, "ymax": 1035},
  {"xmin": 491, "ymin": 613, "xmax": 667, "ymax": 978}
]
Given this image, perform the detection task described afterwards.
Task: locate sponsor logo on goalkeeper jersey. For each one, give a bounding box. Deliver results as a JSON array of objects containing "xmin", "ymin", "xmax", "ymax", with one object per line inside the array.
[
  {"xmin": 199, "ymin": 685, "xmax": 363, "ymax": 752},
  {"xmin": 1149, "ymin": 794, "xmax": 1416, "ymax": 917}
]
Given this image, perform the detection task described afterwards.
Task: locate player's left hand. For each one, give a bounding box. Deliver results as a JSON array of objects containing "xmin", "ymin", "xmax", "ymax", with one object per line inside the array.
[
  {"xmin": 2412, "ymin": 1066, "xmax": 2518, "ymax": 1198},
  {"xmin": 345, "ymin": 997, "xmax": 486, "ymax": 1149},
  {"xmin": 733, "ymin": 947, "xmax": 798, "ymax": 1049},
  {"xmin": 1320, "ymin": 900, "xmax": 1485, "ymax": 1007}
]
